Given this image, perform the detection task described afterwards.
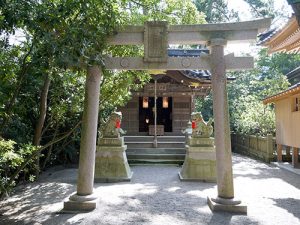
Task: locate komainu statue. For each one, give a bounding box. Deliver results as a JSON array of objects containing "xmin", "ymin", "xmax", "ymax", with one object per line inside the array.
[
  {"xmin": 100, "ymin": 111, "xmax": 126, "ymax": 138},
  {"xmin": 191, "ymin": 112, "xmax": 213, "ymax": 138}
]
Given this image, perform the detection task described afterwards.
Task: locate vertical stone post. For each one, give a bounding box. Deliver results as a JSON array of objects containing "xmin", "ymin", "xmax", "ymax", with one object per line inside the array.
[
  {"xmin": 292, "ymin": 147, "xmax": 299, "ymax": 168},
  {"xmin": 207, "ymin": 38, "xmax": 246, "ymax": 214},
  {"xmin": 277, "ymin": 144, "xmax": 283, "ymax": 162},
  {"xmin": 153, "ymin": 78, "xmax": 158, "ymax": 148},
  {"xmin": 190, "ymin": 94, "xmax": 195, "ymax": 115},
  {"xmin": 286, "ymin": 146, "xmax": 291, "ymax": 157},
  {"xmin": 64, "ymin": 65, "xmax": 102, "ymax": 211},
  {"xmin": 266, "ymin": 134, "xmax": 274, "ymax": 163}
]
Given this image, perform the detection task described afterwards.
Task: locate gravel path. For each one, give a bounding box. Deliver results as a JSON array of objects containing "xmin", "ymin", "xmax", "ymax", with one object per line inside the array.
[{"xmin": 0, "ymin": 154, "xmax": 300, "ymax": 225}]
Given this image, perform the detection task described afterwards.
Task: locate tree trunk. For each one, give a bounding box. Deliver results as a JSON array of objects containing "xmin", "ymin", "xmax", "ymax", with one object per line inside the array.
[
  {"xmin": 41, "ymin": 123, "xmax": 59, "ymax": 170},
  {"xmin": 0, "ymin": 43, "xmax": 34, "ymax": 133},
  {"xmin": 33, "ymin": 73, "xmax": 51, "ymax": 176}
]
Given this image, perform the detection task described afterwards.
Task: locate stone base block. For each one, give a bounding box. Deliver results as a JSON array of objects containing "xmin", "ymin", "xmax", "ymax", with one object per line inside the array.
[
  {"xmin": 179, "ymin": 158, "xmax": 216, "ymax": 182},
  {"xmin": 62, "ymin": 193, "xmax": 97, "ymax": 213},
  {"xmin": 207, "ymin": 197, "xmax": 247, "ymax": 214},
  {"xmin": 63, "ymin": 200, "xmax": 97, "ymax": 212},
  {"xmin": 95, "ymin": 146, "xmax": 132, "ymax": 182}
]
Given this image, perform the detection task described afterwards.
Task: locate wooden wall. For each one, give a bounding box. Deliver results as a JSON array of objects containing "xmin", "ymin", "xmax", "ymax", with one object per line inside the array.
[
  {"xmin": 119, "ymin": 95, "xmax": 191, "ymax": 135},
  {"xmin": 172, "ymin": 96, "xmax": 191, "ymax": 134},
  {"xmin": 119, "ymin": 96, "xmax": 139, "ymax": 135},
  {"xmin": 275, "ymin": 97, "xmax": 300, "ymax": 148}
]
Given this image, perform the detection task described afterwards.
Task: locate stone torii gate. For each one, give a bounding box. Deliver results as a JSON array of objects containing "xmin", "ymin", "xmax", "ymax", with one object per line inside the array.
[{"xmin": 63, "ymin": 18, "xmax": 271, "ymax": 213}]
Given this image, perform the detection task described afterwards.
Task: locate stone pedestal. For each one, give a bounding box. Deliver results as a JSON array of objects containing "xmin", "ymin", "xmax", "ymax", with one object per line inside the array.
[
  {"xmin": 95, "ymin": 137, "xmax": 132, "ymax": 182},
  {"xmin": 179, "ymin": 136, "xmax": 216, "ymax": 182},
  {"xmin": 63, "ymin": 193, "xmax": 97, "ymax": 212},
  {"xmin": 207, "ymin": 197, "xmax": 247, "ymax": 214}
]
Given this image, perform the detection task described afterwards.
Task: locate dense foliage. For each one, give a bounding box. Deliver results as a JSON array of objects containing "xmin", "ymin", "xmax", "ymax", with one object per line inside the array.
[
  {"xmin": 196, "ymin": 49, "xmax": 299, "ymax": 136},
  {"xmin": 0, "ymin": 0, "xmax": 206, "ymax": 197}
]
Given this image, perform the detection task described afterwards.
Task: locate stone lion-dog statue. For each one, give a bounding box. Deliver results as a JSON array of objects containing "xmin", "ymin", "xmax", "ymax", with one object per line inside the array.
[
  {"xmin": 191, "ymin": 112, "xmax": 213, "ymax": 138},
  {"xmin": 100, "ymin": 111, "xmax": 126, "ymax": 138}
]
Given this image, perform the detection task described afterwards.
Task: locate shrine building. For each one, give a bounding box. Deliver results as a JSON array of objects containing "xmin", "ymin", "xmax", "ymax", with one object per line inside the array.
[{"xmin": 119, "ymin": 48, "xmax": 233, "ymax": 136}]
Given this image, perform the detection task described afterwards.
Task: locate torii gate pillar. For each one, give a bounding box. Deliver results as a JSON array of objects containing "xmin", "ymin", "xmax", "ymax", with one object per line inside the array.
[
  {"xmin": 63, "ymin": 65, "xmax": 102, "ymax": 211},
  {"xmin": 207, "ymin": 38, "xmax": 247, "ymax": 213}
]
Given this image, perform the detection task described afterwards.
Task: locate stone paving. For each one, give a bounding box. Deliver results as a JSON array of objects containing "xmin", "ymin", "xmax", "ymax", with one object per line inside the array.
[{"xmin": 0, "ymin": 153, "xmax": 300, "ymax": 225}]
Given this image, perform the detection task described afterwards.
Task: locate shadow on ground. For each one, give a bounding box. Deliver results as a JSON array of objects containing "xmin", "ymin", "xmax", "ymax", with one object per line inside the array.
[{"xmin": 1, "ymin": 154, "xmax": 298, "ymax": 225}]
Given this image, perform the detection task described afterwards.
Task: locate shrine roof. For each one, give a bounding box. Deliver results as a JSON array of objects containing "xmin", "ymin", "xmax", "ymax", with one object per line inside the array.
[
  {"xmin": 167, "ymin": 49, "xmax": 209, "ymax": 56},
  {"xmin": 263, "ymin": 82, "xmax": 300, "ymax": 104},
  {"xmin": 167, "ymin": 49, "xmax": 235, "ymax": 82},
  {"xmin": 257, "ymin": 16, "xmax": 300, "ymax": 54},
  {"xmin": 257, "ymin": 28, "xmax": 278, "ymax": 45}
]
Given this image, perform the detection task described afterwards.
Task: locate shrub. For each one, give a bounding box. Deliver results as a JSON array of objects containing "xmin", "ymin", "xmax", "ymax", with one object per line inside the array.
[{"xmin": 0, "ymin": 138, "xmax": 37, "ymax": 197}]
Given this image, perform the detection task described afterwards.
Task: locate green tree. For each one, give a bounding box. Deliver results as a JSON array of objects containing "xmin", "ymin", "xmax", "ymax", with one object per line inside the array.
[
  {"xmin": 194, "ymin": 0, "xmax": 239, "ymax": 22},
  {"xmin": 196, "ymin": 48, "xmax": 298, "ymax": 136},
  {"xmin": 0, "ymin": 0, "xmax": 207, "ymax": 195}
]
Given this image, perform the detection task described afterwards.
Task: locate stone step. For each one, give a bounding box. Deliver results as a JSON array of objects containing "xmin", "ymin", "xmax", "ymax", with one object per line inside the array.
[
  {"xmin": 124, "ymin": 136, "xmax": 186, "ymax": 165},
  {"xmin": 128, "ymin": 159, "xmax": 184, "ymax": 165},
  {"xmin": 126, "ymin": 148, "xmax": 186, "ymax": 154},
  {"xmin": 126, "ymin": 141, "xmax": 185, "ymax": 149},
  {"xmin": 124, "ymin": 136, "xmax": 186, "ymax": 143},
  {"xmin": 126, "ymin": 153, "xmax": 185, "ymax": 160}
]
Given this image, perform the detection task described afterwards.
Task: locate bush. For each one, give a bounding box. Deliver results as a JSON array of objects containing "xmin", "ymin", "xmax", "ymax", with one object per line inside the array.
[
  {"xmin": 231, "ymin": 97, "xmax": 275, "ymax": 136},
  {"xmin": 0, "ymin": 138, "xmax": 37, "ymax": 197}
]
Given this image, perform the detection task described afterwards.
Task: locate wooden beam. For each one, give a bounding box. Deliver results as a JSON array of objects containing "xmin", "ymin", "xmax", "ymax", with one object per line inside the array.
[
  {"xmin": 104, "ymin": 55, "xmax": 254, "ymax": 71},
  {"xmin": 108, "ymin": 18, "xmax": 271, "ymax": 45}
]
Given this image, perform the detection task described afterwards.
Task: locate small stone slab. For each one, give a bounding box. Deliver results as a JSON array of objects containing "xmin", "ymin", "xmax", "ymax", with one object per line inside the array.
[
  {"xmin": 207, "ymin": 197, "xmax": 247, "ymax": 214},
  {"xmin": 98, "ymin": 137, "xmax": 124, "ymax": 146},
  {"xmin": 144, "ymin": 21, "xmax": 168, "ymax": 63},
  {"xmin": 94, "ymin": 171, "xmax": 133, "ymax": 183},
  {"xmin": 178, "ymin": 171, "xmax": 216, "ymax": 182},
  {"xmin": 97, "ymin": 145, "xmax": 127, "ymax": 152},
  {"xmin": 188, "ymin": 137, "xmax": 214, "ymax": 146}
]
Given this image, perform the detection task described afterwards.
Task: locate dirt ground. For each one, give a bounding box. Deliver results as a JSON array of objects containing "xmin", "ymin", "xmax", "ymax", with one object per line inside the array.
[{"xmin": 1, "ymin": 154, "xmax": 300, "ymax": 225}]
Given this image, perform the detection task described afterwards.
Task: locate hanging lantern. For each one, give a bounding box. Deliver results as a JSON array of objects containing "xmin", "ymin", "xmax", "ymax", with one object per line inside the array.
[
  {"xmin": 143, "ymin": 97, "xmax": 149, "ymax": 108},
  {"xmin": 163, "ymin": 97, "xmax": 169, "ymax": 108},
  {"xmin": 192, "ymin": 121, "xmax": 196, "ymax": 129},
  {"xmin": 116, "ymin": 119, "xmax": 121, "ymax": 129},
  {"xmin": 145, "ymin": 118, "xmax": 149, "ymax": 124}
]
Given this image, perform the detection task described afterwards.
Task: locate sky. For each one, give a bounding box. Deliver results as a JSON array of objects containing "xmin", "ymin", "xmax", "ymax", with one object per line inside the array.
[
  {"xmin": 225, "ymin": 0, "xmax": 293, "ymax": 55},
  {"xmin": 228, "ymin": 0, "xmax": 292, "ymax": 22},
  {"xmin": 8, "ymin": 0, "xmax": 294, "ymax": 56}
]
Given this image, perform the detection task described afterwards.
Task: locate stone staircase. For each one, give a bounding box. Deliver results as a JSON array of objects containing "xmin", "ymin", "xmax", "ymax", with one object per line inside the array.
[{"xmin": 124, "ymin": 136, "xmax": 186, "ymax": 165}]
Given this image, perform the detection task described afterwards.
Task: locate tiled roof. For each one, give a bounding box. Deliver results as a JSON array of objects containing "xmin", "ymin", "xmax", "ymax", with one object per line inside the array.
[
  {"xmin": 263, "ymin": 82, "xmax": 300, "ymax": 104},
  {"xmin": 168, "ymin": 49, "xmax": 209, "ymax": 56},
  {"xmin": 257, "ymin": 28, "xmax": 277, "ymax": 45},
  {"xmin": 167, "ymin": 49, "xmax": 235, "ymax": 81},
  {"xmin": 286, "ymin": 66, "xmax": 300, "ymax": 78},
  {"xmin": 168, "ymin": 49, "xmax": 211, "ymax": 81}
]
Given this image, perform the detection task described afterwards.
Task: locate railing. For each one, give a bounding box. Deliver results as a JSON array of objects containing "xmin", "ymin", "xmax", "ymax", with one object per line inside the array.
[{"xmin": 231, "ymin": 133, "xmax": 276, "ymax": 163}]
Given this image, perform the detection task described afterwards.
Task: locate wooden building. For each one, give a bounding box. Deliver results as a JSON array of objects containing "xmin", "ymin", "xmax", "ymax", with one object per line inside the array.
[
  {"xmin": 260, "ymin": 0, "xmax": 300, "ymax": 167},
  {"xmin": 119, "ymin": 49, "xmax": 225, "ymax": 136},
  {"xmin": 287, "ymin": 66, "xmax": 300, "ymax": 85},
  {"xmin": 258, "ymin": 15, "xmax": 300, "ymax": 54},
  {"xmin": 263, "ymin": 85, "xmax": 300, "ymax": 167}
]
